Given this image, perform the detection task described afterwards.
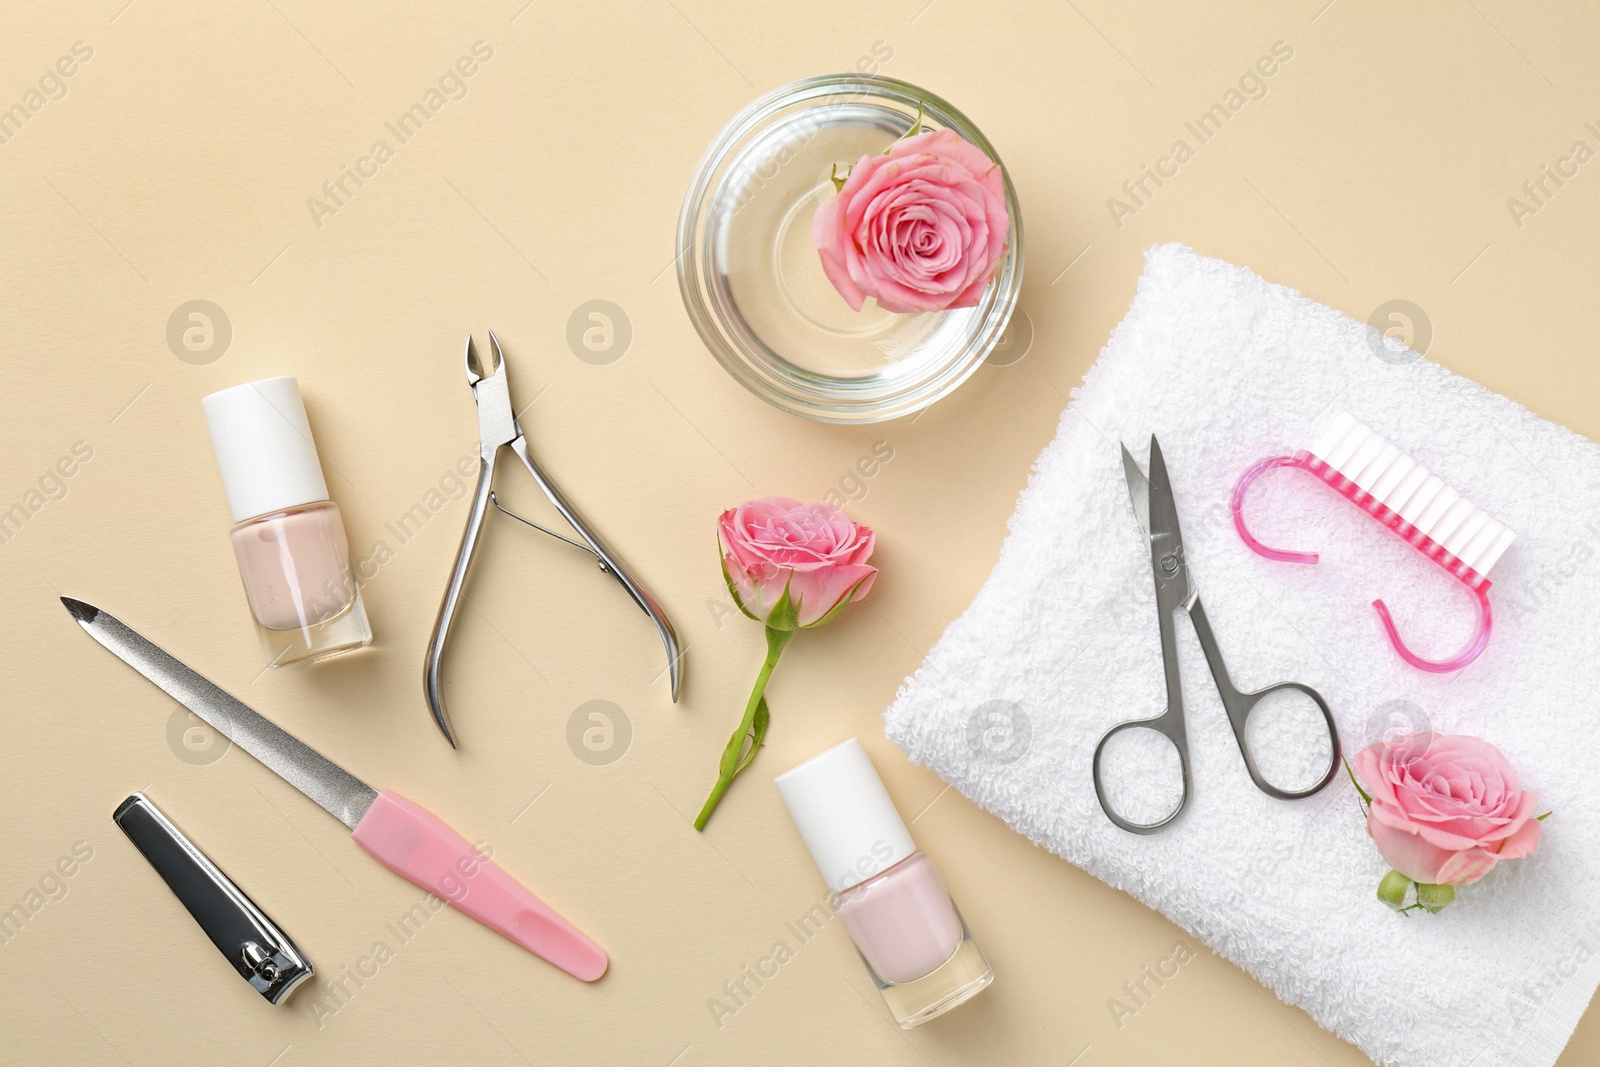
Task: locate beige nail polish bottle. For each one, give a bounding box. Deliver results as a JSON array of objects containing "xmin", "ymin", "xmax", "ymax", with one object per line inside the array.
[{"xmin": 202, "ymin": 377, "xmax": 372, "ymax": 667}]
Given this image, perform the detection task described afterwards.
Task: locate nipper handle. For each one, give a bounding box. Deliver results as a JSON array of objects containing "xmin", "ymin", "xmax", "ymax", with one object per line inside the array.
[
  {"xmin": 423, "ymin": 449, "xmax": 496, "ymax": 747},
  {"xmin": 508, "ymin": 436, "xmax": 682, "ymax": 701},
  {"xmin": 426, "ymin": 331, "xmax": 684, "ymax": 745}
]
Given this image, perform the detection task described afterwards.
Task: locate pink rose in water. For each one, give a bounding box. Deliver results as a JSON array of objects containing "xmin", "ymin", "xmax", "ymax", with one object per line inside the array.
[
  {"xmin": 812, "ymin": 127, "xmax": 1009, "ymax": 315},
  {"xmin": 695, "ymin": 498, "xmax": 878, "ymax": 830},
  {"xmin": 1353, "ymin": 733, "xmax": 1544, "ymax": 913}
]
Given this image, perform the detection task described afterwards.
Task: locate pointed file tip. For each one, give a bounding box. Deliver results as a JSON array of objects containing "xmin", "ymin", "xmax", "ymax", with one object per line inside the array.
[{"xmin": 60, "ymin": 597, "xmax": 100, "ymax": 625}]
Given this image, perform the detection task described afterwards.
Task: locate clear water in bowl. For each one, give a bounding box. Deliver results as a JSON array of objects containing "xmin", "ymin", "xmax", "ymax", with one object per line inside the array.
[{"xmin": 708, "ymin": 101, "xmax": 981, "ymax": 384}]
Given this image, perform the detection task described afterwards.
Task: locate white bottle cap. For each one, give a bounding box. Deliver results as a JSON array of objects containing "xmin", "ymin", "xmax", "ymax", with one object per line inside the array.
[
  {"xmin": 202, "ymin": 377, "xmax": 331, "ymax": 523},
  {"xmin": 774, "ymin": 737, "xmax": 918, "ymax": 895}
]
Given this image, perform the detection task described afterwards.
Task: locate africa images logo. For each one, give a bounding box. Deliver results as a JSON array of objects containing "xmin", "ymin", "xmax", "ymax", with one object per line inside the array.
[{"xmin": 1106, "ymin": 41, "xmax": 1294, "ymax": 228}]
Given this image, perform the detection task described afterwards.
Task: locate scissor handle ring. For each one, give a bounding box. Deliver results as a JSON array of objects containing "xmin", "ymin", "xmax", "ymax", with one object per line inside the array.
[
  {"xmin": 1091, "ymin": 714, "xmax": 1192, "ymax": 835},
  {"xmin": 1227, "ymin": 681, "xmax": 1342, "ymax": 800}
]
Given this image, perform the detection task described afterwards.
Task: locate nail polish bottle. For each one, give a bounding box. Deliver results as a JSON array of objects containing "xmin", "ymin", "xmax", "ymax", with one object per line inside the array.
[
  {"xmin": 775, "ymin": 737, "xmax": 993, "ymax": 1028},
  {"xmin": 202, "ymin": 377, "xmax": 372, "ymax": 667}
]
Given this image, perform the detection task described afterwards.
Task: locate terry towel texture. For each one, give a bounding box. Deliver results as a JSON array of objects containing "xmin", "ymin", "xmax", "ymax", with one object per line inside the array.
[{"xmin": 884, "ymin": 244, "xmax": 1600, "ymax": 1067}]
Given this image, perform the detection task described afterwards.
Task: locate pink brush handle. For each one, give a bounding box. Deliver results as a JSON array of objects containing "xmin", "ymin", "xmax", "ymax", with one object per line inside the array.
[
  {"xmin": 351, "ymin": 790, "xmax": 607, "ymax": 981},
  {"xmin": 1231, "ymin": 452, "xmax": 1495, "ymax": 672},
  {"xmin": 1231, "ymin": 456, "xmax": 1321, "ymax": 564}
]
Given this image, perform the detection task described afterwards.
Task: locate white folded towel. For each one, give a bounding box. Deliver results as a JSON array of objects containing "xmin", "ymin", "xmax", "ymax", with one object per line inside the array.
[{"xmin": 884, "ymin": 244, "xmax": 1600, "ymax": 1067}]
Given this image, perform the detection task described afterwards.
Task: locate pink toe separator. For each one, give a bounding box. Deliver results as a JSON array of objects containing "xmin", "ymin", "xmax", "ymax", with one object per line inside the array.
[{"xmin": 1231, "ymin": 451, "xmax": 1494, "ymax": 673}]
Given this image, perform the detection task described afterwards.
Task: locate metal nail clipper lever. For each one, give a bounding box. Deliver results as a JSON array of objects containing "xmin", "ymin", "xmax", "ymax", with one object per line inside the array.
[
  {"xmin": 114, "ymin": 792, "xmax": 314, "ymax": 1005},
  {"xmin": 423, "ymin": 331, "xmax": 682, "ymax": 747}
]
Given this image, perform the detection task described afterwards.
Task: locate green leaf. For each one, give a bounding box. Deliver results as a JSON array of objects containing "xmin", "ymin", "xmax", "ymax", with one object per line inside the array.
[
  {"xmin": 717, "ymin": 710, "xmax": 749, "ymax": 779},
  {"xmin": 1416, "ymin": 882, "xmax": 1456, "ymax": 914},
  {"xmin": 1376, "ymin": 870, "xmax": 1412, "ymax": 911},
  {"xmin": 800, "ymin": 574, "xmax": 874, "ymax": 629},
  {"xmin": 735, "ymin": 696, "xmax": 771, "ymax": 774},
  {"xmin": 829, "ymin": 163, "xmax": 848, "ymax": 193},
  {"xmin": 765, "ymin": 580, "xmax": 800, "ymax": 631},
  {"xmin": 719, "ymin": 541, "xmax": 761, "ymax": 622},
  {"xmin": 1538, "ymin": 811, "xmax": 1552, "ymax": 821}
]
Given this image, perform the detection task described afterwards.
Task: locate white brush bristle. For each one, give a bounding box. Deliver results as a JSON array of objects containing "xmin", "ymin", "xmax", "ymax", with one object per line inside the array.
[{"xmin": 1308, "ymin": 412, "xmax": 1516, "ymax": 575}]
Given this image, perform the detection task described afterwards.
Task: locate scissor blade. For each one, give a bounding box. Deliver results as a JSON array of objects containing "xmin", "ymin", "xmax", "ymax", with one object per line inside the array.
[
  {"xmin": 1144, "ymin": 436, "xmax": 1194, "ymax": 601},
  {"xmin": 62, "ymin": 598, "xmax": 379, "ymax": 829},
  {"xmin": 1120, "ymin": 443, "xmax": 1152, "ymax": 544}
]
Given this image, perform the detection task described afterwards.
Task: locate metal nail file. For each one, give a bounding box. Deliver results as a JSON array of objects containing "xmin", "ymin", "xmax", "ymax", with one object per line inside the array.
[
  {"xmin": 63, "ymin": 597, "xmax": 608, "ymax": 982},
  {"xmin": 114, "ymin": 792, "xmax": 314, "ymax": 1004}
]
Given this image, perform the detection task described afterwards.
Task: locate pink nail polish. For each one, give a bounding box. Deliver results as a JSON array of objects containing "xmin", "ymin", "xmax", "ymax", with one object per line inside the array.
[
  {"xmin": 203, "ymin": 377, "xmax": 372, "ymax": 667},
  {"xmin": 776, "ymin": 738, "xmax": 993, "ymax": 1028}
]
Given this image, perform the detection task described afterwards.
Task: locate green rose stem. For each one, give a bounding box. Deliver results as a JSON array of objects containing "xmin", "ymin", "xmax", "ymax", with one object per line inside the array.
[{"xmin": 695, "ymin": 626, "xmax": 793, "ymax": 831}]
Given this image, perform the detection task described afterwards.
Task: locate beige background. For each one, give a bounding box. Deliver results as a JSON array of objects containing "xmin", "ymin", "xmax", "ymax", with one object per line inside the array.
[{"xmin": 3, "ymin": 1, "xmax": 1598, "ymax": 1064}]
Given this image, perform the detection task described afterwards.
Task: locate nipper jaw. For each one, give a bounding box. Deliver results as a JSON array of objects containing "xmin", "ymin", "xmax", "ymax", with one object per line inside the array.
[
  {"xmin": 466, "ymin": 331, "xmax": 518, "ymax": 454},
  {"xmin": 423, "ymin": 332, "xmax": 682, "ymax": 747}
]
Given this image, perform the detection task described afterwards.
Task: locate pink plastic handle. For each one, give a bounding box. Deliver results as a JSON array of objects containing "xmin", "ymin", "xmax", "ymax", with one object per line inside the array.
[
  {"xmin": 1231, "ymin": 456, "xmax": 1320, "ymax": 564},
  {"xmin": 1231, "ymin": 453, "xmax": 1494, "ymax": 673},
  {"xmin": 351, "ymin": 790, "xmax": 607, "ymax": 981},
  {"xmin": 1372, "ymin": 586, "xmax": 1493, "ymax": 674}
]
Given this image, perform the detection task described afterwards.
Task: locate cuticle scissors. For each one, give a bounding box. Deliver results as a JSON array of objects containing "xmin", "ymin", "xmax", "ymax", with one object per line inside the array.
[
  {"xmin": 423, "ymin": 331, "xmax": 682, "ymax": 747},
  {"xmin": 1092, "ymin": 436, "xmax": 1341, "ymax": 834}
]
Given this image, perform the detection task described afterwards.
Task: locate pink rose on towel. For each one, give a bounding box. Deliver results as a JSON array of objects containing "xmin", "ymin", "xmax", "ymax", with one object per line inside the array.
[
  {"xmin": 1352, "ymin": 732, "xmax": 1544, "ymax": 913},
  {"xmin": 812, "ymin": 127, "xmax": 1009, "ymax": 315},
  {"xmin": 719, "ymin": 496, "xmax": 877, "ymax": 629}
]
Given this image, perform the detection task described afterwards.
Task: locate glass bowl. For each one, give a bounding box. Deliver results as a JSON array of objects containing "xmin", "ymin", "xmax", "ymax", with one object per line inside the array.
[{"xmin": 677, "ymin": 75, "xmax": 1023, "ymax": 423}]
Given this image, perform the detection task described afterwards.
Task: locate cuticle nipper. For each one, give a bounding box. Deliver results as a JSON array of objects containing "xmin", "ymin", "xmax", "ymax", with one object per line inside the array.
[{"xmin": 423, "ymin": 330, "xmax": 681, "ymax": 747}]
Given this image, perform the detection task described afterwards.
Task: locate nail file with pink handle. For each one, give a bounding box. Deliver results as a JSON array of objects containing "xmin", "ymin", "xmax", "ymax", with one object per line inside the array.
[
  {"xmin": 1230, "ymin": 412, "xmax": 1516, "ymax": 672},
  {"xmin": 61, "ymin": 597, "xmax": 608, "ymax": 982}
]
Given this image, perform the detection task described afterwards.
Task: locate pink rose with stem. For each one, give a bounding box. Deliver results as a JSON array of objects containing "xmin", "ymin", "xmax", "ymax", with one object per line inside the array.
[
  {"xmin": 812, "ymin": 124, "xmax": 1010, "ymax": 315},
  {"xmin": 694, "ymin": 497, "xmax": 878, "ymax": 830},
  {"xmin": 1349, "ymin": 732, "xmax": 1547, "ymax": 914}
]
